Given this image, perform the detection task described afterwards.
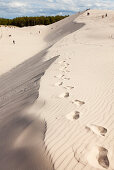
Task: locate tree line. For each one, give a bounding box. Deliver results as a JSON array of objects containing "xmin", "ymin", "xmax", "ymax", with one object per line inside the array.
[{"xmin": 0, "ymin": 15, "xmax": 69, "ymax": 27}]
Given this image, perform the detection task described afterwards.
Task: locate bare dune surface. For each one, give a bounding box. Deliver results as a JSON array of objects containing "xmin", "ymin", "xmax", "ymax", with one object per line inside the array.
[
  {"xmin": 0, "ymin": 48, "xmax": 58, "ymax": 170},
  {"xmin": 38, "ymin": 10, "xmax": 114, "ymax": 170},
  {"xmin": 0, "ymin": 9, "xmax": 114, "ymax": 170}
]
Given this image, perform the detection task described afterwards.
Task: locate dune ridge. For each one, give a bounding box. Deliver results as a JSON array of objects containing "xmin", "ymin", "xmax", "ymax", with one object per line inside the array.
[
  {"xmin": 0, "ymin": 11, "xmax": 84, "ymax": 169},
  {"xmin": 0, "ymin": 46, "xmax": 59, "ymax": 169},
  {"xmin": 0, "ymin": 9, "xmax": 114, "ymax": 170}
]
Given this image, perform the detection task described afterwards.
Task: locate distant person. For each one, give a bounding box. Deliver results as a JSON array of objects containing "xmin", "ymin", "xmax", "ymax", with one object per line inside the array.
[
  {"xmin": 13, "ymin": 40, "xmax": 15, "ymax": 44},
  {"xmin": 39, "ymin": 31, "xmax": 40, "ymax": 34},
  {"xmin": 9, "ymin": 35, "xmax": 11, "ymax": 37},
  {"xmin": 86, "ymin": 8, "xmax": 90, "ymax": 11},
  {"xmin": 102, "ymin": 15, "xmax": 104, "ymax": 18},
  {"xmin": 105, "ymin": 13, "xmax": 107, "ymax": 17}
]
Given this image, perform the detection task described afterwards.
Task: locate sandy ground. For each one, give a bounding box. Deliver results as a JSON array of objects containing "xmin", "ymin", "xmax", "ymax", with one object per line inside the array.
[
  {"xmin": 0, "ymin": 10, "xmax": 114, "ymax": 170},
  {"xmin": 38, "ymin": 10, "xmax": 114, "ymax": 170},
  {"xmin": 0, "ymin": 25, "xmax": 49, "ymax": 75}
]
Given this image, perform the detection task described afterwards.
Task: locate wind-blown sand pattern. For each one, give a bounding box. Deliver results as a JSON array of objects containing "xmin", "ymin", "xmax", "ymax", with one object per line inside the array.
[
  {"xmin": 0, "ymin": 49, "xmax": 58, "ymax": 169},
  {"xmin": 0, "ymin": 10, "xmax": 114, "ymax": 170}
]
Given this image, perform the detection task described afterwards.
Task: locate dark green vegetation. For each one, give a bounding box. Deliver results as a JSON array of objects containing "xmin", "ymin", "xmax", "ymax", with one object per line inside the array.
[{"xmin": 0, "ymin": 15, "xmax": 69, "ymax": 27}]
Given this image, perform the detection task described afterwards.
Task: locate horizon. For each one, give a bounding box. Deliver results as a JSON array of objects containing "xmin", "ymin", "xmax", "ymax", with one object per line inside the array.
[
  {"xmin": 0, "ymin": 5, "xmax": 114, "ymax": 170},
  {"xmin": 0, "ymin": 14, "xmax": 69, "ymax": 20},
  {"xmin": 0, "ymin": 0, "xmax": 114, "ymax": 19}
]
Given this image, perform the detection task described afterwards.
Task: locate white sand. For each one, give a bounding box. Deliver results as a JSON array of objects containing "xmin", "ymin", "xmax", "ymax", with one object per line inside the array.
[
  {"xmin": 0, "ymin": 9, "xmax": 114, "ymax": 170},
  {"xmin": 38, "ymin": 10, "xmax": 114, "ymax": 170},
  {"xmin": 0, "ymin": 25, "xmax": 49, "ymax": 75}
]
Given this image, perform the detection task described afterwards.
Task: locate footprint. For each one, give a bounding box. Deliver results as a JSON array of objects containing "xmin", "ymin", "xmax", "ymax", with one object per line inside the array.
[
  {"xmin": 64, "ymin": 86, "xmax": 74, "ymax": 90},
  {"xmin": 61, "ymin": 70, "xmax": 69, "ymax": 74},
  {"xmin": 60, "ymin": 69, "xmax": 70, "ymax": 73},
  {"xmin": 66, "ymin": 63, "xmax": 70, "ymax": 66},
  {"xmin": 59, "ymin": 67, "xmax": 67, "ymax": 71},
  {"xmin": 58, "ymin": 61, "xmax": 66, "ymax": 64},
  {"xmin": 87, "ymin": 146, "xmax": 109, "ymax": 169},
  {"xmin": 55, "ymin": 82, "xmax": 63, "ymax": 87},
  {"xmin": 98, "ymin": 147, "xmax": 109, "ymax": 169},
  {"xmin": 59, "ymin": 92, "xmax": 69, "ymax": 98},
  {"xmin": 66, "ymin": 111, "xmax": 80, "ymax": 121},
  {"xmin": 63, "ymin": 77, "xmax": 70, "ymax": 80},
  {"xmin": 86, "ymin": 124, "xmax": 107, "ymax": 137},
  {"xmin": 72, "ymin": 100, "xmax": 85, "ymax": 106},
  {"xmin": 54, "ymin": 74, "xmax": 64, "ymax": 79}
]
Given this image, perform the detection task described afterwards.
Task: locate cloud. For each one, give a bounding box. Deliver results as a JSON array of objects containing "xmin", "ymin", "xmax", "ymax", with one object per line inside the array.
[
  {"xmin": 8, "ymin": 1, "xmax": 27, "ymax": 8},
  {"xmin": 0, "ymin": 0, "xmax": 114, "ymax": 18}
]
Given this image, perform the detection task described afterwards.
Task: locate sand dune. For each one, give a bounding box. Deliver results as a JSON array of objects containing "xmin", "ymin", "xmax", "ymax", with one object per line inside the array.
[
  {"xmin": 0, "ymin": 47, "xmax": 58, "ymax": 169},
  {"xmin": 0, "ymin": 25, "xmax": 49, "ymax": 75},
  {"xmin": 38, "ymin": 10, "xmax": 114, "ymax": 170},
  {"xmin": 0, "ymin": 9, "xmax": 114, "ymax": 170}
]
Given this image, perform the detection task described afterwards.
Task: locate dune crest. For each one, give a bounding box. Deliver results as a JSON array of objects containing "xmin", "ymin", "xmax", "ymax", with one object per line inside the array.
[{"xmin": 0, "ymin": 9, "xmax": 114, "ymax": 170}]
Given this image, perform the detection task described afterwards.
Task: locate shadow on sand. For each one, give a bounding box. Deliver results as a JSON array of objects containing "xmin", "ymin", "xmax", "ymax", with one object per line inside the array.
[
  {"xmin": 0, "ymin": 11, "xmax": 85, "ymax": 170},
  {"xmin": 46, "ymin": 12, "xmax": 85, "ymax": 44},
  {"xmin": 0, "ymin": 48, "xmax": 58, "ymax": 170}
]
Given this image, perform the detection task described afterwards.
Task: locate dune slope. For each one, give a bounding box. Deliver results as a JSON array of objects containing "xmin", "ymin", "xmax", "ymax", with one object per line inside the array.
[
  {"xmin": 38, "ymin": 10, "xmax": 114, "ymax": 170},
  {"xmin": 0, "ymin": 10, "xmax": 114, "ymax": 170},
  {"xmin": 0, "ymin": 48, "xmax": 58, "ymax": 170}
]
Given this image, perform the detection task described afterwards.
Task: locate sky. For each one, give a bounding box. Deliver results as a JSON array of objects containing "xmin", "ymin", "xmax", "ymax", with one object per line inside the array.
[{"xmin": 0, "ymin": 0, "xmax": 114, "ymax": 18}]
